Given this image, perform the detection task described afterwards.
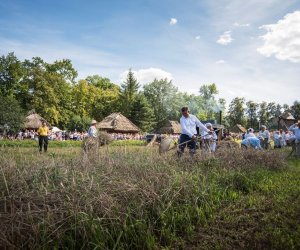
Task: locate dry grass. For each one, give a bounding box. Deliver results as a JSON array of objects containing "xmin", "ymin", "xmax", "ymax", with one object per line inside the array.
[{"xmin": 0, "ymin": 145, "xmax": 294, "ymax": 249}]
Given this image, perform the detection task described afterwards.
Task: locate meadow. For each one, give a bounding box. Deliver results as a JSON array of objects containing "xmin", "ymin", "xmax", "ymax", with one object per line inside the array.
[{"xmin": 0, "ymin": 141, "xmax": 299, "ymax": 249}]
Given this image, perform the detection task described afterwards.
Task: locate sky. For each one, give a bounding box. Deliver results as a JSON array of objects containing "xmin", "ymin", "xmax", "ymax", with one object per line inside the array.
[{"xmin": 0, "ymin": 0, "xmax": 300, "ymax": 105}]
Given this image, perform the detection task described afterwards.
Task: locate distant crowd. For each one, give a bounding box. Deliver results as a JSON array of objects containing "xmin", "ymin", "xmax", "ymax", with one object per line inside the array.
[{"xmin": 2, "ymin": 130, "xmax": 149, "ymax": 141}]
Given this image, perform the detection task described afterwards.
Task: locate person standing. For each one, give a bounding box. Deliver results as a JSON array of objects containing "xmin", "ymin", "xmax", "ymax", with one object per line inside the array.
[
  {"xmin": 178, "ymin": 106, "xmax": 210, "ymax": 156},
  {"xmin": 201, "ymin": 123, "xmax": 218, "ymax": 153},
  {"xmin": 37, "ymin": 120, "xmax": 49, "ymax": 153},
  {"xmin": 258, "ymin": 125, "xmax": 270, "ymax": 149},
  {"xmin": 289, "ymin": 121, "xmax": 300, "ymax": 158},
  {"xmin": 88, "ymin": 120, "xmax": 98, "ymax": 138}
]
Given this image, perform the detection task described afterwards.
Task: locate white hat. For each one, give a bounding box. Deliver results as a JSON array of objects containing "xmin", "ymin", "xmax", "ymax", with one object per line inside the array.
[
  {"xmin": 91, "ymin": 119, "xmax": 97, "ymax": 125},
  {"xmin": 205, "ymin": 123, "xmax": 212, "ymax": 127},
  {"xmin": 248, "ymin": 128, "xmax": 254, "ymax": 133}
]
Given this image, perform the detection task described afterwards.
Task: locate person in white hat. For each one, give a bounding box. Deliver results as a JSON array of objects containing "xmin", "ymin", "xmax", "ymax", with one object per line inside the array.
[
  {"xmin": 201, "ymin": 123, "xmax": 218, "ymax": 153},
  {"xmin": 88, "ymin": 119, "xmax": 98, "ymax": 138},
  {"xmin": 245, "ymin": 128, "xmax": 255, "ymax": 139}
]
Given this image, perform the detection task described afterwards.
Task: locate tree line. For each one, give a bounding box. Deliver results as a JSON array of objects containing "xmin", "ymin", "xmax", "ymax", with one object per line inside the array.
[{"xmin": 0, "ymin": 52, "xmax": 299, "ymax": 133}]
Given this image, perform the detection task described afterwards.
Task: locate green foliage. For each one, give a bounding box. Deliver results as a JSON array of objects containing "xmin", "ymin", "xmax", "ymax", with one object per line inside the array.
[
  {"xmin": 1, "ymin": 52, "xmax": 300, "ymax": 133},
  {"xmin": 0, "ymin": 139, "xmax": 82, "ymax": 147},
  {"xmin": 130, "ymin": 94, "xmax": 156, "ymax": 132},
  {"xmin": 246, "ymin": 100, "xmax": 259, "ymax": 129},
  {"xmin": 0, "ymin": 95, "xmax": 24, "ymax": 133},
  {"xmin": 290, "ymin": 100, "xmax": 300, "ymax": 120},
  {"xmin": 227, "ymin": 97, "xmax": 247, "ymax": 127},
  {"xmin": 67, "ymin": 115, "xmax": 91, "ymax": 132},
  {"xmin": 120, "ymin": 69, "xmax": 140, "ymax": 117},
  {"xmin": 144, "ymin": 78, "xmax": 180, "ymax": 130},
  {"xmin": 0, "ymin": 52, "xmax": 25, "ymax": 96}
]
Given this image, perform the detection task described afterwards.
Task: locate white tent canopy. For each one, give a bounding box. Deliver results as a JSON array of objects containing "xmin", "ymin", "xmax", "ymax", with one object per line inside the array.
[{"xmin": 51, "ymin": 126, "xmax": 62, "ymax": 132}]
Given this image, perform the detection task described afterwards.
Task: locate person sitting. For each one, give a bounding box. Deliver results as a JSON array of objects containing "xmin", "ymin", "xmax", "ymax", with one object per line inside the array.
[
  {"xmin": 245, "ymin": 128, "xmax": 255, "ymax": 139},
  {"xmin": 241, "ymin": 136, "xmax": 262, "ymax": 150},
  {"xmin": 258, "ymin": 125, "xmax": 270, "ymax": 149}
]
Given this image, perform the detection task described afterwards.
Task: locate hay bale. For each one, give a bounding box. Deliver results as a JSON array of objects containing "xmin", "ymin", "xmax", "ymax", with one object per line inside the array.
[
  {"xmin": 98, "ymin": 131, "xmax": 113, "ymax": 146},
  {"xmin": 217, "ymin": 140, "xmax": 239, "ymax": 150},
  {"xmin": 159, "ymin": 137, "xmax": 175, "ymax": 154},
  {"xmin": 82, "ymin": 132, "xmax": 113, "ymax": 152}
]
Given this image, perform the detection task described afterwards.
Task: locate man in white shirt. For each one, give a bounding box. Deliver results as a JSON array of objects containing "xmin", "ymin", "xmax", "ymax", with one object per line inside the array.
[{"xmin": 178, "ymin": 106, "xmax": 210, "ymax": 156}]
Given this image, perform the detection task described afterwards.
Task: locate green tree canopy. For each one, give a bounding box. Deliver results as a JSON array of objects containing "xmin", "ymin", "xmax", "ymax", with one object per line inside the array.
[{"xmin": 0, "ymin": 94, "xmax": 24, "ymax": 133}]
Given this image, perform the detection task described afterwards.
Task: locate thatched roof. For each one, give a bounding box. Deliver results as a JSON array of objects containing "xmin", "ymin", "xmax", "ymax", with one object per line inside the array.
[
  {"xmin": 280, "ymin": 112, "xmax": 296, "ymax": 120},
  {"xmin": 24, "ymin": 113, "xmax": 51, "ymax": 129},
  {"xmin": 229, "ymin": 124, "xmax": 247, "ymax": 133},
  {"xmin": 97, "ymin": 113, "xmax": 139, "ymax": 133},
  {"xmin": 158, "ymin": 120, "xmax": 181, "ymax": 134}
]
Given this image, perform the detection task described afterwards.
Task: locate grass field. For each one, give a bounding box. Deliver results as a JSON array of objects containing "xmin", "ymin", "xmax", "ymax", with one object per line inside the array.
[{"xmin": 0, "ymin": 141, "xmax": 299, "ymax": 249}]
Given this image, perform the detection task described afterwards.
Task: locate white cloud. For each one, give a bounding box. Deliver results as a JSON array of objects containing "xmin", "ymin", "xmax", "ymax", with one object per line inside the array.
[
  {"xmin": 195, "ymin": 35, "xmax": 201, "ymax": 40},
  {"xmin": 257, "ymin": 11, "xmax": 300, "ymax": 63},
  {"xmin": 169, "ymin": 18, "xmax": 177, "ymax": 25},
  {"xmin": 216, "ymin": 60, "xmax": 226, "ymax": 64},
  {"xmin": 121, "ymin": 68, "xmax": 173, "ymax": 85},
  {"xmin": 217, "ymin": 31, "xmax": 233, "ymax": 45},
  {"xmin": 233, "ymin": 22, "xmax": 250, "ymax": 27}
]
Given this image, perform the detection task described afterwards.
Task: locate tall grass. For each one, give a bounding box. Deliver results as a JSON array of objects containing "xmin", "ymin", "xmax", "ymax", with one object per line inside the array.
[{"xmin": 0, "ymin": 145, "xmax": 298, "ymax": 249}]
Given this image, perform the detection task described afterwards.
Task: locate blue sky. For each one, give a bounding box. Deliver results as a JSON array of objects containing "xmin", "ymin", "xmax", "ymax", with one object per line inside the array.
[{"xmin": 1, "ymin": 0, "xmax": 300, "ymax": 105}]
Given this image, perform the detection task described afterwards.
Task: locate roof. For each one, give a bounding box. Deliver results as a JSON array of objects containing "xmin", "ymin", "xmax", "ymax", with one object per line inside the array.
[
  {"xmin": 280, "ymin": 112, "xmax": 296, "ymax": 120},
  {"xmin": 158, "ymin": 120, "xmax": 181, "ymax": 134},
  {"xmin": 24, "ymin": 112, "xmax": 51, "ymax": 129},
  {"xmin": 229, "ymin": 124, "xmax": 247, "ymax": 133},
  {"xmin": 97, "ymin": 113, "xmax": 139, "ymax": 133}
]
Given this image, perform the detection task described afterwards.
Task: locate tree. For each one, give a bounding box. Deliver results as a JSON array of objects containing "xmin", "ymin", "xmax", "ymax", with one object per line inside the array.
[
  {"xmin": 199, "ymin": 83, "xmax": 218, "ymax": 100},
  {"xmin": 0, "ymin": 94, "xmax": 24, "ymax": 134},
  {"xmin": 246, "ymin": 101, "xmax": 258, "ymax": 129},
  {"xmin": 290, "ymin": 100, "xmax": 300, "ymax": 120},
  {"xmin": 130, "ymin": 93, "xmax": 156, "ymax": 132},
  {"xmin": 258, "ymin": 102, "xmax": 268, "ymax": 126},
  {"xmin": 86, "ymin": 75, "xmax": 115, "ymax": 89},
  {"xmin": 120, "ymin": 69, "xmax": 140, "ymax": 117},
  {"xmin": 199, "ymin": 83, "xmax": 220, "ymax": 119},
  {"xmin": 226, "ymin": 97, "xmax": 246, "ymax": 127},
  {"xmin": 0, "ymin": 52, "xmax": 25, "ymax": 97},
  {"xmin": 143, "ymin": 78, "xmax": 179, "ymax": 130},
  {"xmin": 67, "ymin": 115, "xmax": 91, "ymax": 132},
  {"xmin": 17, "ymin": 57, "xmax": 76, "ymax": 127}
]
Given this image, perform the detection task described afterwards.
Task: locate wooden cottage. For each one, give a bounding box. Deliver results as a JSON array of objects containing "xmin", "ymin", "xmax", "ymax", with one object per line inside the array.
[{"xmin": 97, "ymin": 113, "xmax": 139, "ymax": 134}]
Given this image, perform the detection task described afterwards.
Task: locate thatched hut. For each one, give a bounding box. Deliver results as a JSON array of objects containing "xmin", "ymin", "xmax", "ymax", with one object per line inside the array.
[
  {"xmin": 158, "ymin": 120, "xmax": 181, "ymax": 134},
  {"xmin": 97, "ymin": 113, "xmax": 139, "ymax": 133},
  {"xmin": 229, "ymin": 124, "xmax": 247, "ymax": 133},
  {"xmin": 24, "ymin": 112, "xmax": 51, "ymax": 130},
  {"xmin": 278, "ymin": 112, "xmax": 297, "ymax": 130}
]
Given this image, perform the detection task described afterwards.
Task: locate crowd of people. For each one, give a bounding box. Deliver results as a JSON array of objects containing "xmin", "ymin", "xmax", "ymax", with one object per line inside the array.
[
  {"xmin": 1, "ymin": 106, "xmax": 300, "ymax": 158},
  {"xmin": 177, "ymin": 106, "xmax": 300, "ymax": 157}
]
